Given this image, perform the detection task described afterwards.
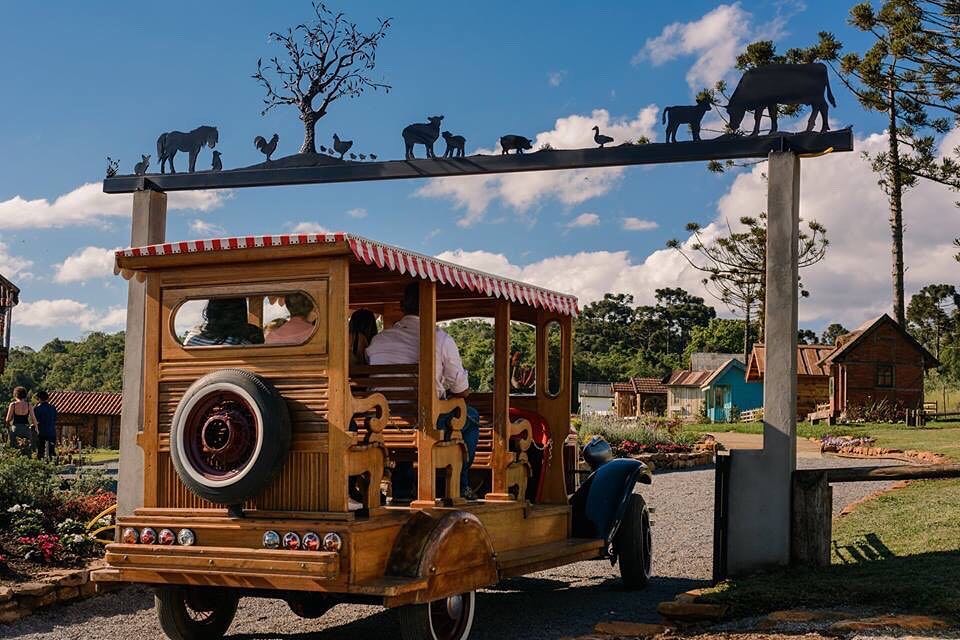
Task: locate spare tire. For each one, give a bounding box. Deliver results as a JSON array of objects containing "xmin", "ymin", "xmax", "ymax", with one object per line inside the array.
[{"xmin": 170, "ymin": 369, "xmax": 291, "ymax": 505}]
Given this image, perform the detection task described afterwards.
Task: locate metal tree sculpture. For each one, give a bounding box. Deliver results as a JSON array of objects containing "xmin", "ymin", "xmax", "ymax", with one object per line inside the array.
[{"xmin": 253, "ymin": 3, "xmax": 392, "ymax": 155}]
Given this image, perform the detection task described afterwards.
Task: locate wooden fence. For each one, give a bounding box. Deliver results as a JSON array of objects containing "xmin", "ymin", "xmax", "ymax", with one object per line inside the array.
[
  {"xmin": 791, "ymin": 463, "xmax": 960, "ymax": 566},
  {"xmin": 739, "ymin": 408, "xmax": 763, "ymax": 423}
]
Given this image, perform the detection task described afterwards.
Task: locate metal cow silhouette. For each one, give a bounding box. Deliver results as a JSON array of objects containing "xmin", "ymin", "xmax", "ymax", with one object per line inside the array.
[{"xmin": 726, "ymin": 63, "xmax": 836, "ymax": 136}]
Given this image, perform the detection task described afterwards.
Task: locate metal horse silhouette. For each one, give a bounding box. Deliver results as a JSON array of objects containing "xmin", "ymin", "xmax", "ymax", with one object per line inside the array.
[
  {"xmin": 156, "ymin": 125, "xmax": 219, "ymax": 173},
  {"xmin": 403, "ymin": 116, "xmax": 443, "ymax": 159},
  {"xmin": 662, "ymin": 98, "xmax": 712, "ymax": 143},
  {"xmin": 726, "ymin": 63, "xmax": 836, "ymax": 136}
]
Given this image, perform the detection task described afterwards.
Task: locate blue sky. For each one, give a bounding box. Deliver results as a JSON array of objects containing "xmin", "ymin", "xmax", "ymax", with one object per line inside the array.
[{"xmin": 1, "ymin": 1, "xmax": 957, "ymax": 348}]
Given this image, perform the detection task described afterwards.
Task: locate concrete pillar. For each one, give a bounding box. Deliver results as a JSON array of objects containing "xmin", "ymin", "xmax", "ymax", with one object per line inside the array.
[
  {"xmin": 724, "ymin": 151, "xmax": 799, "ymax": 574},
  {"xmin": 117, "ymin": 189, "xmax": 166, "ymax": 517}
]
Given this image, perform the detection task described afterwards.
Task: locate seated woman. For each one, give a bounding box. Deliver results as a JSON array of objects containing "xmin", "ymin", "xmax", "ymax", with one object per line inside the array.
[
  {"xmin": 265, "ymin": 293, "xmax": 316, "ymax": 345},
  {"xmin": 184, "ymin": 298, "xmax": 264, "ymax": 346},
  {"xmin": 348, "ymin": 308, "xmax": 378, "ymax": 369}
]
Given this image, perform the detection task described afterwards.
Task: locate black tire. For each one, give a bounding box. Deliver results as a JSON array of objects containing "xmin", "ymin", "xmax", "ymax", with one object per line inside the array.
[
  {"xmin": 398, "ymin": 592, "xmax": 476, "ymax": 640},
  {"xmin": 155, "ymin": 586, "xmax": 238, "ymax": 640},
  {"xmin": 287, "ymin": 593, "xmax": 336, "ymax": 619},
  {"xmin": 170, "ymin": 369, "xmax": 291, "ymax": 505},
  {"xmin": 615, "ymin": 493, "xmax": 652, "ymax": 589}
]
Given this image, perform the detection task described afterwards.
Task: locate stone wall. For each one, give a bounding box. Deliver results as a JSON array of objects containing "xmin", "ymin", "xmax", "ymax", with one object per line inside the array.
[{"xmin": 0, "ymin": 562, "xmax": 113, "ymax": 624}]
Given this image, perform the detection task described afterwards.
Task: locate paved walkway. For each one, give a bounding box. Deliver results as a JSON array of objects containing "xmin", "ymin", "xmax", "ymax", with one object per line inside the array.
[{"xmin": 710, "ymin": 431, "xmax": 823, "ymax": 457}]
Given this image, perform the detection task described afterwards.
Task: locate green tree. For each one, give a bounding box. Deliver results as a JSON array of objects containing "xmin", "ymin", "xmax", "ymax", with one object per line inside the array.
[
  {"xmin": 798, "ymin": 329, "xmax": 819, "ymax": 344},
  {"xmin": 808, "ymin": 2, "xmax": 960, "ymax": 324},
  {"xmin": 684, "ymin": 318, "xmax": 746, "ymax": 361},
  {"xmin": 821, "ymin": 322, "xmax": 850, "ymax": 345},
  {"xmin": 668, "ymin": 213, "xmax": 828, "ymax": 363},
  {"xmin": 907, "ymin": 284, "xmax": 959, "ymax": 361}
]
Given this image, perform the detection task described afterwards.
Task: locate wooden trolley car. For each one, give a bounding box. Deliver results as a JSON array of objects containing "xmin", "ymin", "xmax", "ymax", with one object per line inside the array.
[{"xmin": 92, "ymin": 232, "xmax": 653, "ymax": 640}]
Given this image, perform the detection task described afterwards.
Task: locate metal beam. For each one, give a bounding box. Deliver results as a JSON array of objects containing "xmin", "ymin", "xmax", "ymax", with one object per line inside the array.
[{"xmin": 103, "ymin": 128, "xmax": 854, "ymax": 193}]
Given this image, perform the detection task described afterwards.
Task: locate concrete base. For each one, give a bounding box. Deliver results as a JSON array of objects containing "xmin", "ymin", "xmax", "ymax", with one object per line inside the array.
[{"xmin": 725, "ymin": 448, "xmax": 792, "ymax": 574}]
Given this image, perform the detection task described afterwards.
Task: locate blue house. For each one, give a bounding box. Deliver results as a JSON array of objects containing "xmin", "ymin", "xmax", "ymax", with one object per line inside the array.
[{"xmin": 699, "ymin": 359, "xmax": 763, "ymax": 423}]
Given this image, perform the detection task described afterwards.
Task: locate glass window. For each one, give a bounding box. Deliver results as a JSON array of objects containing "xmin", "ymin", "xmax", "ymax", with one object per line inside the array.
[
  {"xmin": 876, "ymin": 364, "xmax": 894, "ymax": 388},
  {"xmin": 510, "ymin": 321, "xmax": 536, "ymax": 395},
  {"xmin": 546, "ymin": 321, "xmax": 562, "ymax": 397},
  {"xmin": 174, "ymin": 292, "xmax": 319, "ymax": 347}
]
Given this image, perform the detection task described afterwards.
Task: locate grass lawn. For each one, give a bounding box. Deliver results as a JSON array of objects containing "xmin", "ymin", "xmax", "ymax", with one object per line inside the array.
[
  {"xmin": 82, "ymin": 448, "xmax": 120, "ymax": 464},
  {"xmin": 700, "ymin": 478, "xmax": 960, "ymax": 618}
]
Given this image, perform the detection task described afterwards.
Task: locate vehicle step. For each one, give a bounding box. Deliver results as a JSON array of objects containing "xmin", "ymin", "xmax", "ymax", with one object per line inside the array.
[{"xmin": 496, "ymin": 538, "xmax": 605, "ymax": 572}]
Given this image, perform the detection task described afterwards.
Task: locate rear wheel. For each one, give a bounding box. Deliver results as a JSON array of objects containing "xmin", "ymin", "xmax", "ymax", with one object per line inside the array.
[
  {"xmin": 155, "ymin": 586, "xmax": 238, "ymax": 640},
  {"xmin": 398, "ymin": 591, "xmax": 476, "ymax": 640},
  {"xmin": 616, "ymin": 493, "xmax": 652, "ymax": 589}
]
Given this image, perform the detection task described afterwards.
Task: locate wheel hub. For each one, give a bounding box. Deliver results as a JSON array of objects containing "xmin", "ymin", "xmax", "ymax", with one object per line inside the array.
[{"xmin": 184, "ymin": 393, "xmax": 257, "ymax": 480}]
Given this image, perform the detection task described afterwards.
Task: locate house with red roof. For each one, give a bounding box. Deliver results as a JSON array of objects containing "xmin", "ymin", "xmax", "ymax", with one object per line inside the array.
[
  {"xmin": 47, "ymin": 390, "xmax": 123, "ymax": 448},
  {"xmin": 611, "ymin": 377, "xmax": 668, "ymax": 417}
]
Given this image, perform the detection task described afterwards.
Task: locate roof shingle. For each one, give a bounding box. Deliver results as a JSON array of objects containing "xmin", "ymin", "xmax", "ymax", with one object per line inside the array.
[{"xmin": 47, "ymin": 391, "xmax": 122, "ymax": 416}]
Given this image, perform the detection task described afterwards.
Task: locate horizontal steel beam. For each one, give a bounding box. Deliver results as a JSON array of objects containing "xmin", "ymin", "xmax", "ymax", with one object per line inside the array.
[{"xmin": 103, "ymin": 128, "xmax": 854, "ymax": 193}]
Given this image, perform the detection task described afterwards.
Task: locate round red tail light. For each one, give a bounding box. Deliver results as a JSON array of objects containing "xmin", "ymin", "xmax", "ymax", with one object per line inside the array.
[
  {"xmin": 282, "ymin": 532, "xmax": 301, "ymax": 550},
  {"xmin": 121, "ymin": 528, "xmax": 139, "ymax": 544},
  {"xmin": 158, "ymin": 529, "xmax": 175, "ymax": 545},
  {"xmin": 301, "ymin": 532, "xmax": 320, "ymax": 551},
  {"xmin": 139, "ymin": 528, "xmax": 157, "ymax": 545}
]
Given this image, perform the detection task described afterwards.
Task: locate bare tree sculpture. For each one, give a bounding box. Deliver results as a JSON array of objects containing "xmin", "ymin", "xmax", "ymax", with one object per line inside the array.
[{"xmin": 253, "ymin": 3, "xmax": 392, "ymax": 154}]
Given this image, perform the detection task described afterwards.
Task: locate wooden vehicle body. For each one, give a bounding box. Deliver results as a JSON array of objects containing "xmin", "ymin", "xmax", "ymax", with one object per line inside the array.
[{"xmin": 93, "ymin": 232, "xmax": 652, "ymax": 640}]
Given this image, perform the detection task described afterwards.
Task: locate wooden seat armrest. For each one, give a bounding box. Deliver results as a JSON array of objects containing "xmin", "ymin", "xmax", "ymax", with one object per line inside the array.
[
  {"xmin": 507, "ymin": 417, "xmax": 533, "ymax": 463},
  {"xmin": 351, "ymin": 393, "xmax": 389, "ymax": 444},
  {"xmin": 435, "ymin": 397, "xmax": 467, "ymax": 442}
]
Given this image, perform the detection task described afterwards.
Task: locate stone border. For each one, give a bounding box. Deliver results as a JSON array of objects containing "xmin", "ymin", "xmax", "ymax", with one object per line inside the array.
[
  {"xmin": 814, "ymin": 437, "xmax": 951, "ymax": 465},
  {"xmin": 0, "ymin": 560, "xmax": 114, "ymax": 624},
  {"xmin": 629, "ymin": 450, "xmax": 714, "ymax": 470}
]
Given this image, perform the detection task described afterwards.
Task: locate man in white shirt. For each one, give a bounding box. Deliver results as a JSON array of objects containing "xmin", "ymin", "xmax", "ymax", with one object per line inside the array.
[{"xmin": 366, "ymin": 282, "xmax": 481, "ymax": 500}]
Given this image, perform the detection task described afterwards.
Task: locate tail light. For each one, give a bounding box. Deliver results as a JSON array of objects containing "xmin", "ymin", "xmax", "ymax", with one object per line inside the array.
[
  {"xmin": 322, "ymin": 532, "xmax": 343, "ymax": 553},
  {"xmin": 176, "ymin": 529, "xmax": 195, "ymax": 546},
  {"xmin": 121, "ymin": 527, "xmax": 139, "ymax": 544},
  {"xmin": 158, "ymin": 529, "xmax": 175, "ymax": 545},
  {"xmin": 301, "ymin": 532, "xmax": 320, "ymax": 551},
  {"xmin": 263, "ymin": 530, "xmax": 280, "ymax": 549},
  {"xmin": 282, "ymin": 532, "xmax": 301, "ymax": 550},
  {"xmin": 139, "ymin": 528, "xmax": 157, "ymax": 545}
]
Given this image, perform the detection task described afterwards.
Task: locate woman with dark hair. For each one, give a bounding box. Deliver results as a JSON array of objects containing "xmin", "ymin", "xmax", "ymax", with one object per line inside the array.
[
  {"xmin": 348, "ymin": 308, "xmax": 378, "ymax": 368},
  {"xmin": 6, "ymin": 386, "xmax": 38, "ymax": 455},
  {"xmin": 184, "ymin": 298, "xmax": 264, "ymax": 346},
  {"xmin": 265, "ymin": 293, "xmax": 316, "ymax": 345}
]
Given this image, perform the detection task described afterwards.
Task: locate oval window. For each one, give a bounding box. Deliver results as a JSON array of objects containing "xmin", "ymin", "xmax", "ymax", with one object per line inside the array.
[
  {"xmin": 174, "ymin": 292, "xmax": 319, "ymax": 347},
  {"xmin": 546, "ymin": 320, "xmax": 562, "ymax": 397},
  {"xmin": 510, "ymin": 321, "xmax": 537, "ymax": 395}
]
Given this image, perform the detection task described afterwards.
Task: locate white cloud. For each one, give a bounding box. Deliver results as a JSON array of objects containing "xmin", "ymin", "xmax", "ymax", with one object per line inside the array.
[
  {"xmin": 289, "ymin": 221, "xmax": 333, "ymax": 234},
  {"xmin": 15, "ymin": 299, "xmax": 126, "ymax": 331},
  {"xmin": 53, "ymin": 246, "xmax": 118, "ymax": 283},
  {"xmin": 0, "ymin": 183, "xmax": 228, "ymax": 230},
  {"xmin": 347, "ymin": 207, "xmax": 368, "ymax": 219},
  {"xmin": 0, "ymin": 239, "xmax": 34, "ymax": 281},
  {"xmin": 417, "ymin": 107, "xmax": 660, "ymax": 226},
  {"xmin": 436, "ymin": 128, "xmax": 960, "ymax": 331},
  {"xmin": 622, "ymin": 217, "xmax": 659, "ymax": 231},
  {"xmin": 548, "ymin": 71, "xmax": 566, "ymax": 87},
  {"xmin": 189, "ymin": 219, "xmax": 225, "ymax": 236},
  {"xmin": 566, "ymin": 213, "xmax": 600, "ymax": 229},
  {"xmin": 634, "ymin": 3, "xmax": 787, "ymax": 91}
]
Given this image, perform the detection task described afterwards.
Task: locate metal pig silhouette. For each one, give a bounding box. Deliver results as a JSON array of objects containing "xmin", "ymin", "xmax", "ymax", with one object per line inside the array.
[
  {"xmin": 500, "ymin": 135, "xmax": 532, "ymax": 155},
  {"xmin": 727, "ymin": 63, "xmax": 836, "ymax": 136}
]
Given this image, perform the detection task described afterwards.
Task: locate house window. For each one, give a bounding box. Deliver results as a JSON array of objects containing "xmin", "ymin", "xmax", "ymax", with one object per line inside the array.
[
  {"xmin": 876, "ymin": 364, "xmax": 894, "ymax": 388},
  {"xmin": 714, "ymin": 386, "xmax": 726, "ymax": 406}
]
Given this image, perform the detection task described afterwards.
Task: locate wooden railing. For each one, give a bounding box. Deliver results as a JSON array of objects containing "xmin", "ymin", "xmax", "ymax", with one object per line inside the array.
[{"xmin": 739, "ymin": 408, "xmax": 763, "ymax": 423}]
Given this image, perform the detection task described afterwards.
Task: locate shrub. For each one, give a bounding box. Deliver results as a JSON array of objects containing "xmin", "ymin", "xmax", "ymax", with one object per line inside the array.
[
  {"xmin": 7, "ymin": 504, "xmax": 45, "ymax": 536},
  {"xmin": 0, "ymin": 446, "xmax": 60, "ymax": 516},
  {"xmin": 576, "ymin": 414, "xmax": 700, "ymax": 454},
  {"xmin": 844, "ymin": 397, "xmax": 906, "ymax": 423},
  {"xmin": 17, "ymin": 533, "xmax": 62, "ymax": 563},
  {"xmin": 53, "ymin": 490, "xmax": 116, "ymax": 523}
]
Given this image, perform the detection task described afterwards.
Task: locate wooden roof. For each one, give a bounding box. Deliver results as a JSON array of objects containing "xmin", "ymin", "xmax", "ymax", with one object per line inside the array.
[
  {"xmin": 698, "ymin": 358, "xmax": 746, "ymax": 389},
  {"xmin": 746, "ymin": 344, "xmax": 833, "ymax": 381},
  {"xmin": 665, "ymin": 370, "xmax": 714, "ymax": 387},
  {"xmin": 820, "ymin": 314, "xmax": 939, "ymax": 368},
  {"xmin": 611, "ymin": 377, "xmax": 668, "ymax": 395},
  {"xmin": 115, "ymin": 232, "xmax": 578, "ymax": 317}
]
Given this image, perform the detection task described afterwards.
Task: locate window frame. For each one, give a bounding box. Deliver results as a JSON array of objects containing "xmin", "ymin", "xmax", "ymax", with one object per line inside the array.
[{"xmin": 876, "ymin": 363, "xmax": 895, "ymax": 388}]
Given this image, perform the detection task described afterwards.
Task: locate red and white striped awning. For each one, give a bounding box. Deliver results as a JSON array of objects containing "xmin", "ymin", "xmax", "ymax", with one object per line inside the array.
[{"xmin": 116, "ymin": 233, "xmax": 579, "ymax": 316}]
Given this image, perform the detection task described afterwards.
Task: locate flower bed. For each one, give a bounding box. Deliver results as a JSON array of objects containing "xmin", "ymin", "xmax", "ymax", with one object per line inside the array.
[
  {"xmin": 576, "ymin": 415, "xmax": 718, "ymax": 469},
  {"xmin": 0, "ymin": 445, "xmax": 113, "ymax": 588}
]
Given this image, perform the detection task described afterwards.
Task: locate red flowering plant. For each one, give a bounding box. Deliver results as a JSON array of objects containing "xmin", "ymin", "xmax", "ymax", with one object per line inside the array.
[{"xmin": 17, "ymin": 533, "xmax": 62, "ymax": 563}]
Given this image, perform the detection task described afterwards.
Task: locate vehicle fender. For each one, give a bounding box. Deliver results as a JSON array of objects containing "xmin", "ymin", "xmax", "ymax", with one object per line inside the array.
[
  {"xmin": 570, "ymin": 458, "xmax": 651, "ymax": 547},
  {"xmin": 385, "ymin": 510, "xmax": 497, "ymax": 607}
]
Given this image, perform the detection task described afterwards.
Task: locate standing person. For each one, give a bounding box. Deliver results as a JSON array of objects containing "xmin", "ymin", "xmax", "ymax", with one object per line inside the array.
[
  {"xmin": 6, "ymin": 387, "xmax": 38, "ymax": 456},
  {"xmin": 366, "ymin": 283, "xmax": 481, "ymax": 500},
  {"xmin": 33, "ymin": 391, "xmax": 57, "ymax": 460}
]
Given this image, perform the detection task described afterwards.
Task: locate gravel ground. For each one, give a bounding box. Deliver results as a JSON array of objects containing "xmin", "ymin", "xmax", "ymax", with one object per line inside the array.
[{"xmin": 5, "ymin": 455, "xmax": 897, "ymax": 640}]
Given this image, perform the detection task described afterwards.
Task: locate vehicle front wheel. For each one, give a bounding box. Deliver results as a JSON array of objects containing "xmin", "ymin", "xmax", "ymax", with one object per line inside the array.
[
  {"xmin": 398, "ymin": 591, "xmax": 476, "ymax": 640},
  {"xmin": 615, "ymin": 492, "xmax": 653, "ymax": 589},
  {"xmin": 155, "ymin": 586, "xmax": 239, "ymax": 640}
]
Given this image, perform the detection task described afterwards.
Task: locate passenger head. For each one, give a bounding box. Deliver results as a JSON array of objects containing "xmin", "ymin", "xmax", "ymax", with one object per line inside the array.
[
  {"xmin": 36, "ymin": 390, "xmax": 49, "ymax": 403},
  {"xmin": 401, "ymin": 282, "xmax": 419, "ymax": 316},
  {"xmin": 13, "ymin": 386, "xmax": 27, "ymax": 400},
  {"xmin": 349, "ymin": 308, "xmax": 378, "ymax": 358},
  {"xmin": 284, "ymin": 292, "xmax": 314, "ymax": 320},
  {"xmin": 203, "ymin": 298, "xmax": 254, "ymax": 340}
]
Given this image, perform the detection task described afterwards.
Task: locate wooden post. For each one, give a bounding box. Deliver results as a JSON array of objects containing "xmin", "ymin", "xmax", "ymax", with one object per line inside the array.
[
  {"xmin": 117, "ymin": 188, "xmax": 166, "ymax": 517},
  {"xmin": 536, "ymin": 313, "xmax": 573, "ymax": 504},
  {"xmin": 326, "ymin": 257, "xmax": 351, "ymax": 512},
  {"xmin": 412, "ymin": 281, "xmax": 440, "ymax": 508},
  {"xmin": 486, "ymin": 300, "xmax": 513, "ymax": 501},
  {"xmin": 791, "ymin": 470, "xmax": 832, "ymax": 566}
]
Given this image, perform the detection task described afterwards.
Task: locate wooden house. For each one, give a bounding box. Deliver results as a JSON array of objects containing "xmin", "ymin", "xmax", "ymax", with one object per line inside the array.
[
  {"xmin": 664, "ymin": 370, "xmax": 713, "ymax": 420},
  {"xmin": 48, "ymin": 390, "xmax": 122, "ymax": 448},
  {"xmin": 577, "ymin": 382, "xmax": 614, "ymax": 415},
  {"xmin": 746, "ymin": 344, "xmax": 833, "ymax": 418},
  {"xmin": 611, "ymin": 378, "xmax": 668, "ymax": 417},
  {"xmin": 699, "ymin": 359, "xmax": 763, "ymax": 423},
  {"xmin": 811, "ymin": 314, "xmax": 938, "ymax": 422}
]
